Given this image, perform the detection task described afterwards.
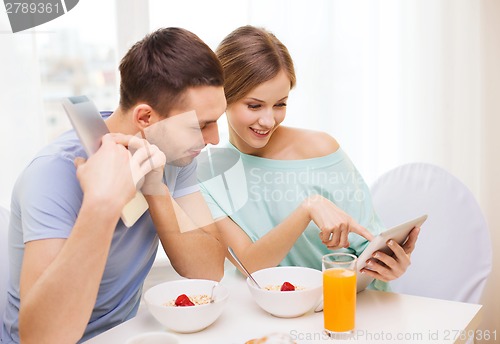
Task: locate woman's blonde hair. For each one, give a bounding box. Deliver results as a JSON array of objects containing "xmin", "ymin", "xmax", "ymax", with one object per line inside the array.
[{"xmin": 216, "ymin": 25, "xmax": 296, "ymax": 106}]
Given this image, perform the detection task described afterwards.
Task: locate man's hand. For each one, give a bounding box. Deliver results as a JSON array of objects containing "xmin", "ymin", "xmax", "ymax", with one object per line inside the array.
[
  {"xmin": 74, "ymin": 133, "xmax": 136, "ymax": 210},
  {"xmin": 111, "ymin": 133, "xmax": 168, "ymax": 196}
]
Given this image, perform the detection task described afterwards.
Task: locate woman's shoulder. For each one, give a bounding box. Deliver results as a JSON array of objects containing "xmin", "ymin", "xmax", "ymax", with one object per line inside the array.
[{"xmin": 280, "ymin": 127, "xmax": 340, "ymax": 159}]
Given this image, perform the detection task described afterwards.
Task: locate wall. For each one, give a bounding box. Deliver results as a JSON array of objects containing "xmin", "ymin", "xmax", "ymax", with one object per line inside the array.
[{"xmin": 478, "ymin": 0, "xmax": 500, "ymax": 342}]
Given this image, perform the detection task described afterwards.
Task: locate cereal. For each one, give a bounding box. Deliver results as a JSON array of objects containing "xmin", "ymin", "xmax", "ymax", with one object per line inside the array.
[
  {"xmin": 165, "ymin": 294, "xmax": 211, "ymax": 307},
  {"xmin": 264, "ymin": 284, "xmax": 305, "ymax": 291}
]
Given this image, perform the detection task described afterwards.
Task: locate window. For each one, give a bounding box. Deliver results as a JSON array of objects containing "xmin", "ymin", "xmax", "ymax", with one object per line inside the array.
[
  {"xmin": 36, "ymin": 0, "xmax": 119, "ymax": 141},
  {"xmin": 0, "ymin": 0, "xmax": 118, "ymax": 206}
]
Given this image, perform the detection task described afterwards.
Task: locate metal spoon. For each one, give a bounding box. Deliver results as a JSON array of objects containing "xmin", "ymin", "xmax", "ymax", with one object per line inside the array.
[
  {"xmin": 209, "ymin": 282, "xmax": 219, "ymax": 303},
  {"xmin": 314, "ymin": 299, "xmax": 324, "ymax": 313},
  {"xmin": 227, "ymin": 246, "xmax": 262, "ymax": 289}
]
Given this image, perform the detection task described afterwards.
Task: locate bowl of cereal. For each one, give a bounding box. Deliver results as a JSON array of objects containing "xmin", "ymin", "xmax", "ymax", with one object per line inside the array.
[
  {"xmin": 246, "ymin": 266, "xmax": 322, "ymax": 318},
  {"xmin": 144, "ymin": 279, "xmax": 229, "ymax": 333}
]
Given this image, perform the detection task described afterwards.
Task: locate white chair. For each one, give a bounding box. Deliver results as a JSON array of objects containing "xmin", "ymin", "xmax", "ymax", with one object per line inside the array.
[
  {"xmin": 0, "ymin": 205, "xmax": 10, "ymax": 335},
  {"xmin": 370, "ymin": 163, "xmax": 492, "ymax": 304}
]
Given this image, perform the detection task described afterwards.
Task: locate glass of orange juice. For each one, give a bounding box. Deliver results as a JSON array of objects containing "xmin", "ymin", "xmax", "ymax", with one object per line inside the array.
[{"xmin": 322, "ymin": 253, "xmax": 357, "ymax": 338}]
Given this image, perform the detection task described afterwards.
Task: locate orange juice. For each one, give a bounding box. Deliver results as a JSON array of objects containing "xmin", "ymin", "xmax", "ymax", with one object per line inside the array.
[{"xmin": 323, "ymin": 268, "xmax": 356, "ymax": 332}]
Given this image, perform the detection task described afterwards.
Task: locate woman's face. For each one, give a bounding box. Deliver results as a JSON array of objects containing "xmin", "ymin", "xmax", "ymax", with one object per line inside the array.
[{"xmin": 226, "ymin": 70, "xmax": 291, "ymax": 155}]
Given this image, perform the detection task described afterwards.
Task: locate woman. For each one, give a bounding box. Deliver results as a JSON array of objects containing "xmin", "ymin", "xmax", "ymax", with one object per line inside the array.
[{"xmin": 198, "ymin": 26, "xmax": 419, "ymax": 289}]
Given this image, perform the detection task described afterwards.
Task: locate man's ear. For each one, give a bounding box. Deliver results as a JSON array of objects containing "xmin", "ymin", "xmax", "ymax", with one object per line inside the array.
[{"xmin": 132, "ymin": 104, "xmax": 155, "ymax": 130}]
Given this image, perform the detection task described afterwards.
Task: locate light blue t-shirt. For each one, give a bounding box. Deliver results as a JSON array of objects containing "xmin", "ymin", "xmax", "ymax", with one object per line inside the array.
[
  {"xmin": 197, "ymin": 143, "xmax": 387, "ymax": 289},
  {"xmin": 2, "ymin": 118, "xmax": 198, "ymax": 343}
]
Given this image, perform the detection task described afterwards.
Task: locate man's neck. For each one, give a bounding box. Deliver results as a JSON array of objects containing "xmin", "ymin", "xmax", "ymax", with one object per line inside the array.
[{"xmin": 105, "ymin": 108, "xmax": 139, "ymax": 135}]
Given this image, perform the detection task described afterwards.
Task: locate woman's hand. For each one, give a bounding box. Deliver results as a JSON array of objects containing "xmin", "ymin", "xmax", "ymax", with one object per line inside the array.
[
  {"xmin": 360, "ymin": 227, "xmax": 420, "ymax": 282},
  {"xmin": 302, "ymin": 195, "xmax": 374, "ymax": 249}
]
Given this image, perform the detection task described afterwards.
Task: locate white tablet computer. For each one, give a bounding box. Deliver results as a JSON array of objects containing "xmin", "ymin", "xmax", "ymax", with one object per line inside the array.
[
  {"xmin": 356, "ymin": 214, "xmax": 428, "ymax": 292},
  {"xmin": 62, "ymin": 95, "xmax": 149, "ymax": 228}
]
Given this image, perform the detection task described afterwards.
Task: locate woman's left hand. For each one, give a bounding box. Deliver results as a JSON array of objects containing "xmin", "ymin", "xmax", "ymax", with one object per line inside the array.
[{"xmin": 360, "ymin": 227, "xmax": 420, "ymax": 282}]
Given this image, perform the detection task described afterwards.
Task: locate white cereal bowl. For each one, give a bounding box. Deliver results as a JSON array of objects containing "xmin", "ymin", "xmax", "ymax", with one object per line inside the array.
[
  {"xmin": 144, "ymin": 279, "xmax": 229, "ymax": 333},
  {"xmin": 247, "ymin": 266, "xmax": 323, "ymax": 318}
]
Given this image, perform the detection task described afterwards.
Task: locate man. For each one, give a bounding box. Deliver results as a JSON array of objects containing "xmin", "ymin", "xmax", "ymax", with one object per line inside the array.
[{"xmin": 2, "ymin": 27, "xmax": 227, "ymax": 343}]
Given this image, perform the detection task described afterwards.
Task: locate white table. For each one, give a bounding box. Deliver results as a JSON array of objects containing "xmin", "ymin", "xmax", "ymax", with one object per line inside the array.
[{"xmin": 85, "ymin": 268, "xmax": 482, "ymax": 344}]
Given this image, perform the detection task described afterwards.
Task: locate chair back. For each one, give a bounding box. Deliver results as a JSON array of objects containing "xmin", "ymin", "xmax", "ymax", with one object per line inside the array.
[
  {"xmin": 370, "ymin": 163, "xmax": 492, "ymax": 303},
  {"xmin": 0, "ymin": 206, "xmax": 9, "ymax": 333}
]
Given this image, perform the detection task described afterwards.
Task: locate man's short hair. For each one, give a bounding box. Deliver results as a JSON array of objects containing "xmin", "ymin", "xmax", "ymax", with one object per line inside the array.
[{"xmin": 119, "ymin": 27, "xmax": 224, "ymax": 117}]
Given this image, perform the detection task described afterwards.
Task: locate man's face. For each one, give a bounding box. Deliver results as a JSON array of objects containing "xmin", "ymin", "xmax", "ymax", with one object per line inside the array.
[{"xmin": 144, "ymin": 86, "xmax": 226, "ymax": 167}]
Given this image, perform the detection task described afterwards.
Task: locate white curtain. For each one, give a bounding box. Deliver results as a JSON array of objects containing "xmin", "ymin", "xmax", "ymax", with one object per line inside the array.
[
  {"xmin": 0, "ymin": 13, "xmax": 45, "ymax": 209},
  {"xmin": 246, "ymin": 0, "xmax": 482, "ymax": 193}
]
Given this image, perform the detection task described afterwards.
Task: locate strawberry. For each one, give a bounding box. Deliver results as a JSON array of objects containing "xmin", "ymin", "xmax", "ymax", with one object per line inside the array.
[
  {"xmin": 280, "ymin": 281, "xmax": 296, "ymax": 291},
  {"xmin": 174, "ymin": 294, "xmax": 195, "ymax": 307}
]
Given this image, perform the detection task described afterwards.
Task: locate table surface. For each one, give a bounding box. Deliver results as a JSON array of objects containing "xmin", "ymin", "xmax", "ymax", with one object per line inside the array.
[{"xmin": 85, "ymin": 268, "xmax": 482, "ymax": 344}]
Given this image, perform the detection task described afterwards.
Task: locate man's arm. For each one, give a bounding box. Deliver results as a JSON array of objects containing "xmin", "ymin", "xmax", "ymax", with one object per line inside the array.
[
  {"xmin": 110, "ymin": 132, "xmax": 225, "ymax": 281},
  {"xmin": 19, "ymin": 201, "xmax": 121, "ymax": 344},
  {"xmin": 145, "ymin": 191, "xmax": 225, "ymax": 281}
]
